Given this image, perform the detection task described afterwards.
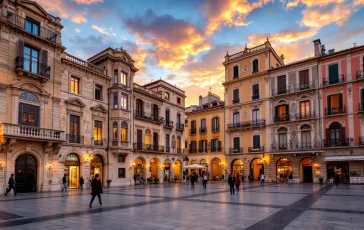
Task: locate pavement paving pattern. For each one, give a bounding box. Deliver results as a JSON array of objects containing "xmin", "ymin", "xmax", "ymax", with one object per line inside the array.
[{"xmin": 0, "ymin": 182, "xmax": 363, "ymax": 229}]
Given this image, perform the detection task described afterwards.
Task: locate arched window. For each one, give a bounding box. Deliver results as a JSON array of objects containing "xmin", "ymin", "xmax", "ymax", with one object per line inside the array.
[
  {"xmin": 301, "ymin": 124, "xmax": 311, "ymax": 130},
  {"xmin": 121, "ymin": 121, "xmax": 128, "ymax": 142},
  {"xmin": 20, "ymin": 92, "xmax": 40, "ymax": 103},
  {"xmin": 252, "ymin": 59, "xmax": 259, "ymax": 73},
  {"xmin": 327, "ymin": 122, "xmax": 344, "ymax": 146},
  {"xmin": 113, "ymin": 121, "xmax": 118, "ymax": 140},
  {"xmin": 200, "ymin": 159, "xmax": 207, "ymax": 165},
  {"xmin": 278, "ymin": 127, "xmax": 288, "ymax": 132},
  {"xmin": 233, "ymin": 66, "xmax": 239, "ymax": 78}
]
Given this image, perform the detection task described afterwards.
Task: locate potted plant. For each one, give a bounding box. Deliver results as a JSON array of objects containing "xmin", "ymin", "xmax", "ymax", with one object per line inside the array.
[
  {"xmin": 106, "ymin": 179, "xmax": 112, "ymax": 187},
  {"xmin": 319, "ymin": 177, "xmax": 323, "ymax": 184},
  {"xmin": 153, "ymin": 177, "xmax": 159, "ymax": 184}
]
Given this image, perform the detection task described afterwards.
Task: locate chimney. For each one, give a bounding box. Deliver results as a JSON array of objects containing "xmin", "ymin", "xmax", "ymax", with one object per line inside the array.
[
  {"xmin": 321, "ymin": 45, "xmax": 326, "ymax": 56},
  {"xmin": 199, "ymin": 95, "xmax": 202, "ymax": 106},
  {"xmin": 313, "ymin": 39, "xmax": 321, "ymax": 57}
]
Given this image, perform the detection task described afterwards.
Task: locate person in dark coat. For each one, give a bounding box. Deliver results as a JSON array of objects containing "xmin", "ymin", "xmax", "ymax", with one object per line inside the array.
[
  {"xmin": 61, "ymin": 174, "xmax": 67, "ymax": 192},
  {"xmin": 79, "ymin": 176, "xmax": 84, "ymax": 189},
  {"xmin": 89, "ymin": 174, "xmax": 103, "ymax": 208},
  {"xmin": 191, "ymin": 173, "xmax": 196, "ymax": 189},
  {"xmin": 335, "ymin": 174, "xmax": 340, "ymax": 186},
  {"xmin": 228, "ymin": 173, "xmax": 236, "ymax": 195},
  {"xmin": 5, "ymin": 174, "xmax": 16, "ymax": 196}
]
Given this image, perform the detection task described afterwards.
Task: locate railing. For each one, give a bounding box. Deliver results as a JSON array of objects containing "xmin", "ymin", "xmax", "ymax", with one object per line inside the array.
[
  {"xmin": 190, "ymin": 128, "xmax": 197, "ymax": 135},
  {"xmin": 165, "ymin": 146, "xmax": 170, "ymax": 153},
  {"xmin": 229, "ymin": 148, "xmax": 243, "ymax": 153},
  {"xmin": 67, "ymin": 134, "xmax": 84, "ymax": 144},
  {"xmin": 176, "ymin": 123, "xmax": 184, "ymax": 130},
  {"xmin": 6, "ymin": 13, "xmax": 57, "ymax": 43},
  {"xmin": 358, "ymin": 103, "xmax": 364, "ymax": 112},
  {"xmin": 295, "ymin": 112, "xmax": 315, "ymax": 120},
  {"xmin": 227, "ymin": 119, "xmax": 266, "ymax": 130},
  {"xmin": 356, "ymin": 70, "xmax": 364, "ymax": 80},
  {"xmin": 133, "ymin": 143, "xmax": 164, "ymax": 152},
  {"xmin": 1, "ymin": 123, "xmax": 65, "ymax": 141},
  {"xmin": 133, "ymin": 84, "xmax": 162, "ymax": 99},
  {"xmin": 176, "ymin": 148, "xmax": 184, "ymax": 154},
  {"xmin": 112, "ymin": 83, "xmax": 130, "ymax": 90},
  {"xmin": 93, "ymin": 138, "xmax": 105, "ymax": 146},
  {"xmin": 274, "ymin": 115, "xmax": 290, "ymax": 123},
  {"xmin": 252, "ymin": 94, "xmax": 260, "ymax": 100},
  {"xmin": 359, "ymin": 137, "xmax": 364, "ymax": 145},
  {"xmin": 323, "ymin": 139, "xmax": 349, "ymax": 147},
  {"xmin": 64, "ymin": 53, "xmax": 106, "ymax": 75},
  {"xmin": 199, "ymin": 127, "xmax": 207, "ymax": 133},
  {"xmin": 271, "ymin": 143, "xmax": 288, "ymax": 151},
  {"xmin": 324, "ymin": 105, "xmax": 346, "ymax": 116},
  {"xmin": 15, "ymin": 56, "xmax": 50, "ymax": 78},
  {"xmin": 111, "ymin": 140, "xmax": 129, "ymax": 147},
  {"xmin": 189, "ymin": 148, "xmax": 197, "ymax": 153},
  {"xmin": 294, "ymin": 81, "xmax": 316, "ymax": 91},
  {"xmin": 226, "ymin": 44, "xmax": 266, "ymax": 61},
  {"xmin": 248, "ymin": 146, "xmax": 264, "ymax": 152},
  {"xmin": 198, "ymin": 148, "xmax": 208, "ymax": 153},
  {"xmin": 232, "ymin": 98, "xmax": 240, "ymax": 104},
  {"xmin": 211, "ymin": 146, "xmax": 222, "ymax": 152},
  {"xmin": 272, "ymin": 87, "xmax": 291, "ymax": 96},
  {"xmin": 134, "ymin": 111, "xmax": 163, "ymax": 123},
  {"xmin": 322, "ymin": 74, "xmax": 345, "ymax": 86},
  {"xmin": 163, "ymin": 120, "xmax": 174, "ymax": 128},
  {"xmin": 212, "ymin": 126, "xmax": 220, "ymax": 132},
  {"xmin": 296, "ymin": 142, "xmax": 321, "ymax": 149}
]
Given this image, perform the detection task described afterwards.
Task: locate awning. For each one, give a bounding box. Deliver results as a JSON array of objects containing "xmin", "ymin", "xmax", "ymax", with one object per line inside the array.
[{"xmin": 324, "ymin": 156, "xmax": 364, "ymax": 161}]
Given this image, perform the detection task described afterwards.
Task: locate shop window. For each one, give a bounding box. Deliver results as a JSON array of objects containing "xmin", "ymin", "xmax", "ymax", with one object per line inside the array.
[{"xmin": 277, "ymin": 158, "xmax": 292, "ymax": 181}]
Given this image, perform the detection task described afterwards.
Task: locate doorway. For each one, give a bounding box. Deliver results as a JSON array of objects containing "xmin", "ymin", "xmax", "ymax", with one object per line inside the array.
[
  {"xmin": 301, "ymin": 158, "xmax": 313, "ymax": 183},
  {"xmin": 90, "ymin": 154, "xmax": 103, "ymax": 185},
  {"xmin": 250, "ymin": 159, "xmax": 264, "ymax": 181},
  {"xmin": 15, "ymin": 154, "xmax": 37, "ymax": 193},
  {"xmin": 64, "ymin": 153, "xmax": 80, "ymax": 188}
]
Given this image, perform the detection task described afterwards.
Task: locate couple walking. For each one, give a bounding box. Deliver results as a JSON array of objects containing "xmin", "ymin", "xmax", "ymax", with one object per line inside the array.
[{"xmin": 227, "ymin": 173, "xmax": 243, "ymax": 195}]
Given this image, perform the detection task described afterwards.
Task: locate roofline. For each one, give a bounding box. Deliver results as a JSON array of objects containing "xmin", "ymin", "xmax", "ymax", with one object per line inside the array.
[
  {"xmin": 319, "ymin": 44, "xmax": 364, "ymax": 60},
  {"xmin": 143, "ymin": 79, "xmax": 185, "ymax": 93},
  {"xmin": 269, "ymin": 56, "xmax": 319, "ymax": 73},
  {"xmin": 87, "ymin": 47, "xmax": 114, "ymax": 61}
]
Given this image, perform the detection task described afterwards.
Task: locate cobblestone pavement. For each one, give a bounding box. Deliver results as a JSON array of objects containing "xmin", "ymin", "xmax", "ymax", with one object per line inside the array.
[{"xmin": 0, "ymin": 182, "xmax": 363, "ymax": 229}]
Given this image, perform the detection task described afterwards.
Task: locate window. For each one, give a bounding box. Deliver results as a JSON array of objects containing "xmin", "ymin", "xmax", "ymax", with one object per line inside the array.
[
  {"xmin": 24, "ymin": 46, "xmax": 39, "ymax": 74},
  {"xmin": 177, "ymin": 97, "xmax": 181, "ymax": 105},
  {"xmin": 70, "ymin": 76, "xmax": 80, "ymax": 94},
  {"xmin": 199, "ymin": 140, "xmax": 207, "ymax": 152},
  {"xmin": 301, "ymin": 131, "xmax": 311, "ymax": 148},
  {"xmin": 327, "ymin": 94, "xmax": 343, "ymax": 115},
  {"xmin": 233, "ymin": 66, "xmax": 239, "ymax": 78},
  {"xmin": 191, "ymin": 120, "xmax": 196, "ymax": 134},
  {"xmin": 361, "ymin": 88, "xmax": 364, "ymax": 111},
  {"xmin": 252, "ymin": 59, "xmax": 259, "ymax": 73},
  {"xmin": 300, "ymin": 101, "xmax": 310, "ymax": 119},
  {"xmin": 279, "ymin": 133, "xmax": 287, "ymax": 150},
  {"xmin": 114, "ymin": 70, "xmax": 118, "ymax": 84},
  {"xmin": 277, "ymin": 75, "xmax": 287, "ymax": 94},
  {"xmin": 165, "ymin": 110, "xmax": 170, "ymax": 123},
  {"xmin": 19, "ymin": 103, "xmax": 39, "ymax": 127},
  {"xmin": 113, "ymin": 92, "xmax": 118, "ymax": 109},
  {"xmin": 177, "ymin": 113, "xmax": 181, "ymax": 127},
  {"xmin": 327, "ymin": 122, "xmax": 344, "ymax": 146},
  {"xmin": 144, "ymin": 129, "xmax": 151, "ymax": 145},
  {"xmin": 252, "ymin": 109, "xmax": 259, "ymax": 125},
  {"xmin": 212, "ymin": 117, "xmax": 219, "ymax": 131},
  {"xmin": 95, "ymin": 84, "xmax": 103, "ymax": 100},
  {"xmin": 121, "ymin": 121, "xmax": 128, "ymax": 142},
  {"xmin": 164, "ymin": 92, "xmax": 170, "ymax": 100},
  {"xmin": 118, "ymin": 168, "xmax": 125, "ymax": 178},
  {"xmin": 233, "ymin": 112, "xmax": 239, "ymax": 127},
  {"xmin": 253, "ymin": 135, "xmax": 260, "ymax": 148},
  {"xmin": 299, "ymin": 70, "xmax": 309, "ymax": 89},
  {"xmin": 328, "ymin": 64, "xmax": 339, "ymax": 84},
  {"xmin": 252, "ymin": 84, "xmax": 259, "ymax": 100},
  {"xmin": 177, "ymin": 137, "xmax": 181, "ymax": 149},
  {"xmin": 94, "ymin": 121, "xmax": 102, "ymax": 145},
  {"xmin": 233, "ymin": 88, "xmax": 239, "ymax": 104},
  {"xmin": 153, "ymin": 132, "xmax": 159, "ymax": 149},
  {"xmin": 190, "ymin": 141, "xmax": 197, "ymax": 152},
  {"xmin": 120, "ymin": 94, "xmax": 128, "ymax": 110},
  {"xmin": 275, "ymin": 105, "xmax": 288, "ymax": 121},
  {"xmin": 201, "ymin": 119, "xmax": 206, "ymax": 130},
  {"xmin": 136, "ymin": 99, "xmax": 143, "ymax": 116},
  {"xmin": 137, "ymin": 129, "xmax": 142, "ymax": 149},
  {"xmin": 113, "ymin": 121, "xmax": 118, "ymax": 140},
  {"xmin": 118, "ymin": 155, "xmax": 125, "ymax": 163},
  {"xmin": 69, "ymin": 115, "xmax": 80, "ymax": 143},
  {"xmin": 211, "ymin": 138, "xmax": 221, "ymax": 152},
  {"xmin": 152, "ymin": 104, "xmax": 159, "ymax": 121},
  {"xmin": 25, "ymin": 17, "xmax": 40, "ymax": 36},
  {"xmin": 166, "ymin": 134, "xmax": 170, "ymax": 152},
  {"xmin": 120, "ymin": 72, "xmax": 127, "ymax": 86},
  {"xmin": 233, "ymin": 137, "xmax": 240, "ymax": 152}
]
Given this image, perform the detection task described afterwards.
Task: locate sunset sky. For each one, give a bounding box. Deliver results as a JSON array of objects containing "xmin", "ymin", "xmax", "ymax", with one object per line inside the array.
[{"xmin": 38, "ymin": 0, "xmax": 364, "ymax": 106}]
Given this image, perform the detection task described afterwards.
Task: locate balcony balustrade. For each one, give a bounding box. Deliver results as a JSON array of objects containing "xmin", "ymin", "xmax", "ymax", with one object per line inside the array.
[
  {"xmin": 356, "ymin": 70, "xmax": 364, "ymax": 80},
  {"xmin": 274, "ymin": 115, "xmax": 290, "ymax": 123},
  {"xmin": 176, "ymin": 123, "xmax": 184, "ymax": 130},
  {"xmin": 294, "ymin": 81, "xmax": 316, "ymax": 91},
  {"xmin": 15, "ymin": 56, "xmax": 51, "ymax": 79},
  {"xmin": 1, "ymin": 123, "xmax": 65, "ymax": 141},
  {"xmin": 295, "ymin": 112, "xmax": 315, "ymax": 120},
  {"xmin": 134, "ymin": 111, "xmax": 163, "ymax": 123},
  {"xmin": 163, "ymin": 120, "xmax": 174, "ymax": 129},
  {"xmin": 176, "ymin": 148, "xmax": 184, "ymax": 154},
  {"xmin": 324, "ymin": 105, "xmax": 346, "ymax": 116},
  {"xmin": 272, "ymin": 87, "xmax": 291, "ymax": 96},
  {"xmin": 227, "ymin": 119, "xmax": 265, "ymax": 130},
  {"xmin": 323, "ymin": 139, "xmax": 350, "ymax": 147},
  {"xmin": 133, "ymin": 143, "xmax": 164, "ymax": 152}
]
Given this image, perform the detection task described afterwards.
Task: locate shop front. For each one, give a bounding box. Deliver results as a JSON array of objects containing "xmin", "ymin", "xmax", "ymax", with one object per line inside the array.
[
  {"xmin": 250, "ymin": 158, "xmax": 264, "ymax": 181},
  {"xmin": 64, "ymin": 153, "xmax": 80, "ymax": 189},
  {"xmin": 324, "ymin": 155, "xmax": 364, "ymax": 183},
  {"xmin": 277, "ymin": 158, "xmax": 292, "ymax": 182},
  {"xmin": 232, "ymin": 159, "xmax": 244, "ymax": 176}
]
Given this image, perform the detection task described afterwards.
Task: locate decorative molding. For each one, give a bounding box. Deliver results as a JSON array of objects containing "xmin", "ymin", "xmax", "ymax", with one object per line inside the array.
[
  {"xmin": 0, "ymin": 83, "xmax": 8, "ymax": 92},
  {"xmin": 64, "ymin": 97, "xmax": 86, "ymax": 108}
]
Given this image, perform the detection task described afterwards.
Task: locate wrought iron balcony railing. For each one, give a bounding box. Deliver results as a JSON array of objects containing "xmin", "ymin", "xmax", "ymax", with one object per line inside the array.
[
  {"xmin": 324, "ymin": 105, "xmax": 346, "ymax": 116},
  {"xmin": 134, "ymin": 111, "xmax": 163, "ymax": 123},
  {"xmin": 227, "ymin": 119, "xmax": 266, "ymax": 130},
  {"xmin": 296, "ymin": 142, "xmax": 321, "ymax": 149},
  {"xmin": 163, "ymin": 120, "xmax": 174, "ymax": 129},
  {"xmin": 199, "ymin": 127, "xmax": 207, "ymax": 133},
  {"xmin": 176, "ymin": 123, "xmax": 184, "ymax": 130},
  {"xmin": 323, "ymin": 139, "xmax": 349, "ymax": 147},
  {"xmin": 323, "ymin": 74, "xmax": 345, "ymax": 86},
  {"xmin": 212, "ymin": 126, "xmax": 220, "ymax": 132},
  {"xmin": 248, "ymin": 146, "xmax": 264, "ymax": 152},
  {"xmin": 15, "ymin": 56, "xmax": 51, "ymax": 79},
  {"xmin": 229, "ymin": 148, "xmax": 243, "ymax": 153},
  {"xmin": 67, "ymin": 134, "xmax": 84, "ymax": 144},
  {"xmin": 252, "ymin": 94, "xmax": 260, "ymax": 100},
  {"xmin": 271, "ymin": 143, "xmax": 288, "ymax": 151},
  {"xmin": 272, "ymin": 86, "xmax": 291, "ymax": 96},
  {"xmin": 176, "ymin": 148, "xmax": 184, "ymax": 154},
  {"xmin": 232, "ymin": 98, "xmax": 240, "ymax": 104},
  {"xmin": 274, "ymin": 115, "xmax": 290, "ymax": 123},
  {"xmin": 189, "ymin": 148, "xmax": 197, "ymax": 153},
  {"xmin": 295, "ymin": 81, "xmax": 316, "ymax": 91},
  {"xmin": 198, "ymin": 148, "xmax": 208, "ymax": 153},
  {"xmin": 358, "ymin": 103, "xmax": 364, "ymax": 112},
  {"xmin": 133, "ymin": 143, "xmax": 164, "ymax": 152},
  {"xmin": 356, "ymin": 70, "xmax": 364, "ymax": 80},
  {"xmin": 93, "ymin": 138, "xmax": 105, "ymax": 146},
  {"xmin": 359, "ymin": 137, "xmax": 364, "ymax": 145},
  {"xmin": 211, "ymin": 146, "xmax": 222, "ymax": 152},
  {"xmin": 295, "ymin": 112, "xmax": 315, "ymax": 120},
  {"xmin": 0, "ymin": 123, "xmax": 65, "ymax": 141}
]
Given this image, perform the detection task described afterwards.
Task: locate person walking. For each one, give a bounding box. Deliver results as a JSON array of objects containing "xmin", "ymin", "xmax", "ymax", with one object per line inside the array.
[
  {"xmin": 235, "ymin": 175, "xmax": 241, "ymax": 192},
  {"xmin": 288, "ymin": 173, "xmax": 293, "ymax": 186},
  {"xmin": 89, "ymin": 174, "xmax": 104, "ymax": 208},
  {"xmin": 202, "ymin": 173, "xmax": 208, "ymax": 189},
  {"xmin": 5, "ymin": 174, "xmax": 16, "ymax": 196},
  {"xmin": 61, "ymin": 174, "xmax": 68, "ymax": 192},
  {"xmin": 80, "ymin": 176, "xmax": 84, "ymax": 189},
  {"xmin": 334, "ymin": 174, "xmax": 340, "ymax": 186},
  {"xmin": 228, "ymin": 173, "xmax": 235, "ymax": 195},
  {"xmin": 191, "ymin": 173, "xmax": 196, "ymax": 189},
  {"xmin": 260, "ymin": 173, "xmax": 265, "ymax": 186},
  {"xmin": 242, "ymin": 175, "xmax": 245, "ymax": 183}
]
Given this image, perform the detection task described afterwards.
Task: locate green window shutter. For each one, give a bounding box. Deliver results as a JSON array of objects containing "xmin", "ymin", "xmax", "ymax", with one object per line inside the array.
[{"xmin": 329, "ymin": 64, "xmax": 339, "ymax": 84}]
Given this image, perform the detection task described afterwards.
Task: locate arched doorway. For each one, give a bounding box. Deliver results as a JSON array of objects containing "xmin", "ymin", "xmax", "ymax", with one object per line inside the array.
[
  {"xmin": 164, "ymin": 159, "xmax": 172, "ymax": 182},
  {"xmin": 250, "ymin": 159, "xmax": 264, "ymax": 181},
  {"xmin": 300, "ymin": 158, "xmax": 313, "ymax": 183},
  {"xmin": 231, "ymin": 159, "xmax": 244, "ymax": 176},
  {"xmin": 64, "ymin": 153, "xmax": 80, "ymax": 188},
  {"xmin": 150, "ymin": 158, "xmax": 160, "ymax": 180},
  {"xmin": 174, "ymin": 160, "xmax": 182, "ymax": 181},
  {"xmin": 277, "ymin": 158, "xmax": 292, "ymax": 182},
  {"xmin": 211, "ymin": 158, "xmax": 222, "ymax": 180},
  {"xmin": 15, "ymin": 154, "xmax": 37, "ymax": 193},
  {"xmin": 199, "ymin": 159, "xmax": 208, "ymax": 176},
  {"xmin": 134, "ymin": 157, "xmax": 145, "ymax": 184},
  {"xmin": 91, "ymin": 154, "xmax": 103, "ymax": 185}
]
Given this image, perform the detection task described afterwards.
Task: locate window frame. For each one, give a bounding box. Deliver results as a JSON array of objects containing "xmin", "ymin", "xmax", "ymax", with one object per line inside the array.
[
  {"xmin": 70, "ymin": 76, "xmax": 80, "ymax": 94},
  {"xmin": 25, "ymin": 17, "xmax": 40, "ymax": 36},
  {"xmin": 94, "ymin": 83, "xmax": 103, "ymax": 101}
]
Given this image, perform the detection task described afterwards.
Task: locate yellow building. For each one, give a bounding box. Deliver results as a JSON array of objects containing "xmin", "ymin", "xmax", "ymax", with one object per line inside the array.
[
  {"xmin": 184, "ymin": 93, "xmax": 225, "ymax": 180},
  {"xmin": 223, "ymin": 40, "xmax": 284, "ymax": 181}
]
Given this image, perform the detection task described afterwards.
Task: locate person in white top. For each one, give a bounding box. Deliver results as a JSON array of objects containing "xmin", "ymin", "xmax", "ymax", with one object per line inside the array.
[
  {"xmin": 202, "ymin": 174, "xmax": 208, "ymax": 189},
  {"xmin": 260, "ymin": 173, "xmax": 265, "ymax": 186}
]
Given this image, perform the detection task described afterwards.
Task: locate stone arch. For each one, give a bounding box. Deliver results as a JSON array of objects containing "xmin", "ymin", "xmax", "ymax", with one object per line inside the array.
[
  {"xmin": 12, "ymin": 81, "xmax": 50, "ymax": 96},
  {"xmin": 276, "ymin": 157, "xmax": 293, "ymax": 182},
  {"xmin": 59, "ymin": 150, "xmax": 84, "ymax": 163},
  {"xmin": 211, "ymin": 158, "xmax": 222, "ymax": 180},
  {"xmin": 250, "ymin": 158, "xmax": 264, "ymax": 181},
  {"xmin": 299, "ymin": 157, "xmax": 314, "ymax": 183},
  {"xmin": 90, "ymin": 151, "xmax": 108, "ymax": 163}
]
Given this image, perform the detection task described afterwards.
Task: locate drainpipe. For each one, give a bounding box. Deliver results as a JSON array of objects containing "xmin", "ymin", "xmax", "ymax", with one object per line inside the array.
[{"xmin": 107, "ymin": 87, "xmax": 110, "ymax": 185}]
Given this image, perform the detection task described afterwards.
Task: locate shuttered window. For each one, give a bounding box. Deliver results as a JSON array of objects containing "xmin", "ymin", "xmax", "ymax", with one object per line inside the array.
[
  {"xmin": 277, "ymin": 75, "xmax": 286, "ymax": 94},
  {"xmin": 328, "ymin": 64, "xmax": 339, "ymax": 84},
  {"xmin": 253, "ymin": 135, "xmax": 260, "ymax": 148},
  {"xmin": 233, "ymin": 88, "xmax": 239, "ymax": 103},
  {"xmin": 299, "ymin": 69, "xmax": 309, "ymax": 89},
  {"xmin": 252, "ymin": 84, "xmax": 259, "ymax": 99},
  {"xmin": 233, "ymin": 66, "xmax": 239, "ymax": 78}
]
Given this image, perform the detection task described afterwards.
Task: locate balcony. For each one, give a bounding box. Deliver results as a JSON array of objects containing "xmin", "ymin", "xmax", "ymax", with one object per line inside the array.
[
  {"xmin": 274, "ymin": 115, "xmax": 290, "ymax": 123},
  {"xmin": 248, "ymin": 146, "xmax": 264, "ymax": 153},
  {"xmin": 15, "ymin": 57, "xmax": 51, "ymax": 81},
  {"xmin": 358, "ymin": 103, "xmax": 364, "ymax": 112},
  {"xmin": 6, "ymin": 13, "xmax": 57, "ymax": 43},
  {"xmin": 199, "ymin": 127, "xmax": 207, "ymax": 134},
  {"xmin": 324, "ymin": 106, "xmax": 346, "ymax": 116},
  {"xmin": 133, "ymin": 143, "xmax": 164, "ymax": 152},
  {"xmin": 92, "ymin": 138, "xmax": 105, "ymax": 146},
  {"xmin": 176, "ymin": 123, "xmax": 184, "ymax": 131},
  {"xmin": 295, "ymin": 112, "xmax": 315, "ymax": 120},
  {"xmin": 227, "ymin": 119, "xmax": 266, "ymax": 130},
  {"xmin": 229, "ymin": 148, "xmax": 243, "ymax": 153},
  {"xmin": 323, "ymin": 139, "xmax": 349, "ymax": 147},
  {"xmin": 198, "ymin": 148, "xmax": 208, "ymax": 153},
  {"xmin": 189, "ymin": 148, "xmax": 197, "ymax": 153},
  {"xmin": 296, "ymin": 142, "xmax": 321, "ymax": 150},
  {"xmin": 252, "ymin": 94, "xmax": 260, "ymax": 100},
  {"xmin": 134, "ymin": 111, "xmax": 163, "ymax": 124},
  {"xmin": 112, "ymin": 140, "xmax": 129, "ymax": 147},
  {"xmin": 232, "ymin": 98, "xmax": 240, "ymax": 104},
  {"xmin": 176, "ymin": 148, "xmax": 185, "ymax": 154},
  {"xmin": 165, "ymin": 146, "xmax": 171, "ymax": 153},
  {"xmin": 322, "ymin": 74, "xmax": 345, "ymax": 86},
  {"xmin": 359, "ymin": 137, "xmax": 364, "ymax": 145},
  {"xmin": 0, "ymin": 123, "xmax": 65, "ymax": 142},
  {"xmin": 211, "ymin": 146, "xmax": 222, "ymax": 152},
  {"xmin": 67, "ymin": 134, "xmax": 84, "ymax": 144},
  {"xmin": 190, "ymin": 128, "xmax": 197, "ymax": 135},
  {"xmin": 163, "ymin": 120, "xmax": 174, "ymax": 129},
  {"xmin": 294, "ymin": 81, "xmax": 316, "ymax": 91},
  {"xmin": 212, "ymin": 126, "xmax": 220, "ymax": 132},
  {"xmin": 271, "ymin": 143, "xmax": 288, "ymax": 151},
  {"xmin": 272, "ymin": 87, "xmax": 291, "ymax": 96},
  {"xmin": 356, "ymin": 70, "xmax": 364, "ymax": 80},
  {"xmin": 63, "ymin": 53, "xmax": 106, "ymax": 75}
]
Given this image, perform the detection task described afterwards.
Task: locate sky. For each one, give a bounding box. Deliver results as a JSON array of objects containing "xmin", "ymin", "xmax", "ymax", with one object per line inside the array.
[{"xmin": 37, "ymin": 0, "xmax": 364, "ymax": 106}]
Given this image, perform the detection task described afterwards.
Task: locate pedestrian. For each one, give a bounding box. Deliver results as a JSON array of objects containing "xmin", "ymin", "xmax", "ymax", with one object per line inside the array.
[
  {"xmin": 191, "ymin": 173, "xmax": 196, "ymax": 189},
  {"xmin": 61, "ymin": 174, "xmax": 68, "ymax": 192},
  {"xmin": 5, "ymin": 173, "xmax": 16, "ymax": 196},
  {"xmin": 146, "ymin": 177, "xmax": 151, "ymax": 185},
  {"xmin": 80, "ymin": 176, "xmax": 84, "ymax": 189},
  {"xmin": 235, "ymin": 175, "xmax": 241, "ymax": 192},
  {"xmin": 89, "ymin": 174, "xmax": 104, "ymax": 208},
  {"xmin": 242, "ymin": 175, "xmax": 245, "ymax": 183},
  {"xmin": 335, "ymin": 174, "xmax": 340, "ymax": 186},
  {"xmin": 248, "ymin": 173, "xmax": 252, "ymax": 182},
  {"xmin": 260, "ymin": 173, "xmax": 265, "ymax": 186},
  {"xmin": 202, "ymin": 173, "xmax": 208, "ymax": 189},
  {"xmin": 133, "ymin": 174, "xmax": 137, "ymax": 184},
  {"xmin": 174, "ymin": 176, "xmax": 177, "ymax": 183},
  {"xmin": 228, "ymin": 173, "xmax": 235, "ymax": 195},
  {"xmin": 139, "ymin": 175, "xmax": 144, "ymax": 184},
  {"xmin": 288, "ymin": 173, "xmax": 293, "ymax": 186}
]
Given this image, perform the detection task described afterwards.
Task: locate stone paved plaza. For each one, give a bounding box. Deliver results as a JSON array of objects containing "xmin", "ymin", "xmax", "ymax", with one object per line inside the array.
[{"xmin": 0, "ymin": 182, "xmax": 363, "ymax": 230}]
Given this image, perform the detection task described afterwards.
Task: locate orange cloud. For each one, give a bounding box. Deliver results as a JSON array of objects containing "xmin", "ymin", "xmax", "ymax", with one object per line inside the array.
[
  {"xmin": 286, "ymin": 0, "xmax": 346, "ymax": 8},
  {"xmin": 74, "ymin": 28, "xmax": 81, "ymax": 33},
  {"xmin": 92, "ymin": 25, "xmax": 116, "ymax": 36},
  {"xmin": 301, "ymin": 4, "xmax": 351, "ymax": 28},
  {"xmin": 72, "ymin": 14, "xmax": 88, "ymax": 23}
]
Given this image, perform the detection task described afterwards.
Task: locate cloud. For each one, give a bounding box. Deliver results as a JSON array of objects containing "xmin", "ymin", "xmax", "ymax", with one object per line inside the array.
[
  {"xmin": 165, "ymin": 74, "xmax": 177, "ymax": 80},
  {"xmin": 286, "ymin": 0, "xmax": 346, "ymax": 9},
  {"xmin": 72, "ymin": 14, "xmax": 88, "ymax": 23},
  {"xmin": 74, "ymin": 28, "xmax": 81, "ymax": 33},
  {"xmin": 92, "ymin": 25, "xmax": 117, "ymax": 36},
  {"xmin": 74, "ymin": 0, "xmax": 103, "ymax": 4}
]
